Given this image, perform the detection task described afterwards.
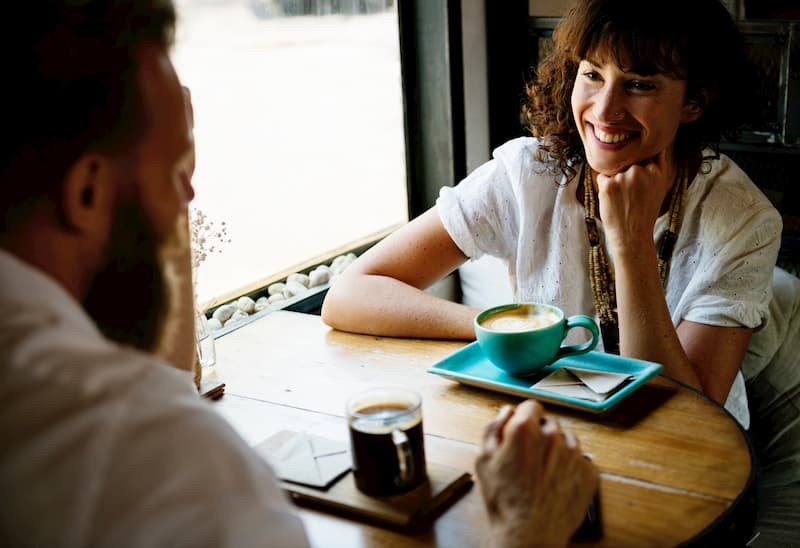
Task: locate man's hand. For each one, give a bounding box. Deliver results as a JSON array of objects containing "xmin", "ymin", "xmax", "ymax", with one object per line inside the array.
[{"xmin": 476, "ymin": 400, "xmax": 598, "ymax": 547}]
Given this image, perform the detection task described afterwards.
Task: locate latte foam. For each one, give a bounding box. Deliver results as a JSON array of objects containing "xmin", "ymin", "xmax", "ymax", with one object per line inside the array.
[{"xmin": 481, "ymin": 308, "xmax": 560, "ymax": 332}]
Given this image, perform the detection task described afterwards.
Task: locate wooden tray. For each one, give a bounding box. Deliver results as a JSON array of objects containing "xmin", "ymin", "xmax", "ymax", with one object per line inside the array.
[{"xmin": 258, "ymin": 431, "xmax": 473, "ymax": 534}]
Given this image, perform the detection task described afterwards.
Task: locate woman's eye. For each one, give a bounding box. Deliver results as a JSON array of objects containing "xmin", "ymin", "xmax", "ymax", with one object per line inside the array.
[
  {"xmin": 627, "ymin": 80, "xmax": 656, "ymax": 92},
  {"xmin": 582, "ymin": 70, "xmax": 600, "ymax": 81}
]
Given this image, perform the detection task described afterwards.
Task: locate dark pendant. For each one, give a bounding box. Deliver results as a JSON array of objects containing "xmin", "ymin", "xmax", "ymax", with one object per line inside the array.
[
  {"xmin": 600, "ymin": 321, "xmax": 620, "ymax": 355},
  {"xmin": 657, "ymin": 230, "xmax": 677, "ymax": 261}
]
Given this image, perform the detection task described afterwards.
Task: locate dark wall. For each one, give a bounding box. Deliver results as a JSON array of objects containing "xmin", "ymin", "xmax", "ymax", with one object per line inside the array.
[{"xmin": 484, "ymin": 0, "xmax": 531, "ymax": 151}]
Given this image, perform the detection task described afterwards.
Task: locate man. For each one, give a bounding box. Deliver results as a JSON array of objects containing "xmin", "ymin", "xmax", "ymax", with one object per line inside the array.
[{"xmin": 0, "ymin": 1, "xmax": 596, "ymax": 546}]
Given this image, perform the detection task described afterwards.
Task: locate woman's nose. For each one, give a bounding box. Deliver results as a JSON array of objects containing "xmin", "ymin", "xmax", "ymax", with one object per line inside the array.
[{"xmin": 594, "ymin": 85, "xmax": 625, "ymax": 122}]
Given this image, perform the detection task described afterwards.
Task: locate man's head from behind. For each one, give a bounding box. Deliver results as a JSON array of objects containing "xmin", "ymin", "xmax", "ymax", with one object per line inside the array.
[{"xmin": 1, "ymin": 1, "xmax": 194, "ymax": 351}]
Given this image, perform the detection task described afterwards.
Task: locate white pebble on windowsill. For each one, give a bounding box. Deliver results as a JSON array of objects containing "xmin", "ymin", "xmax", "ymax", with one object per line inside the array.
[
  {"xmin": 212, "ymin": 304, "xmax": 236, "ymax": 323},
  {"xmin": 286, "ymin": 273, "xmax": 310, "ymax": 288},
  {"xmin": 268, "ymin": 293, "xmax": 286, "ymax": 304},
  {"xmin": 331, "ymin": 253, "xmax": 356, "ymax": 276},
  {"xmin": 282, "ymin": 280, "xmax": 308, "ymax": 298},
  {"xmin": 225, "ymin": 309, "xmax": 249, "ymax": 326},
  {"xmin": 309, "ymin": 267, "xmax": 330, "ymax": 287},
  {"xmin": 268, "ymin": 282, "xmax": 286, "ymax": 296},
  {"xmin": 236, "ymin": 296, "xmax": 255, "ymax": 314}
]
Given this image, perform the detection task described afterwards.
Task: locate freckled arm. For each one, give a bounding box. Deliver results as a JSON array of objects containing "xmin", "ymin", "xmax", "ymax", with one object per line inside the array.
[{"xmin": 322, "ymin": 207, "xmax": 481, "ymax": 340}]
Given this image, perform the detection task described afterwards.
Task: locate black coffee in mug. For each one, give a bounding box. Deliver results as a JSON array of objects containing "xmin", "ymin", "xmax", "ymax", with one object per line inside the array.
[{"xmin": 347, "ymin": 390, "xmax": 427, "ymax": 496}]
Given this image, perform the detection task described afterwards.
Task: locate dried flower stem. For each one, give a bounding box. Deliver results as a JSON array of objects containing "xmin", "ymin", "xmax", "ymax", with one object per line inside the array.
[{"xmin": 189, "ymin": 207, "xmax": 231, "ymax": 304}]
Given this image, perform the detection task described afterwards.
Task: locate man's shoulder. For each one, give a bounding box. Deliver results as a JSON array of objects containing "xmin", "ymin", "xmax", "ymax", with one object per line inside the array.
[
  {"xmin": 90, "ymin": 367, "xmax": 305, "ymax": 546},
  {"xmin": 0, "ymin": 335, "xmax": 302, "ymax": 547},
  {"xmin": 0, "ymin": 309, "xmax": 182, "ymax": 396}
]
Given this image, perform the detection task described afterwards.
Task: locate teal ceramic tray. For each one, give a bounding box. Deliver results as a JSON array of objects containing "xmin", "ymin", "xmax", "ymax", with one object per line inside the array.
[{"xmin": 427, "ymin": 342, "xmax": 663, "ymax": 413}]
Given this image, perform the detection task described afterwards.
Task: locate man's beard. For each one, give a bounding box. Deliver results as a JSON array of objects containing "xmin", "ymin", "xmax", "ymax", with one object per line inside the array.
[{"xmin": 83, "ymin": 200, "xmax": 171, "ymax": 352}]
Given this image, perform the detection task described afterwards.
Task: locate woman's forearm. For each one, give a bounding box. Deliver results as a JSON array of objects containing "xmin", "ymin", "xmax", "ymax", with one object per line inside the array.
[
  {"xmin": 322, "ymin": 272, "xmax": 480, "ymax": 340},
  {"xmin": 613, "ymin": 241, "xmax": 702, "ymax": 391},
  {"xmin": 322, "ymin": 206, "xmax": 480, "ymax": 340}
]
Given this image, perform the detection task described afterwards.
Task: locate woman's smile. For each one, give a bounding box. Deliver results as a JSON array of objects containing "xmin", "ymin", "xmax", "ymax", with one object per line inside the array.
[{"xmin": 591, "ymin": 124, "xmax": 634, "ymax": 145}]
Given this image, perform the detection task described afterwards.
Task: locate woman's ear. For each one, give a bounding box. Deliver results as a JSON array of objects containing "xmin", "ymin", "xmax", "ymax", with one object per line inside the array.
[
  {"xmin": 681, "ymin": 89, "xmax": 711, "ymax": 124},
  {"xmin": 60, "ymin": 153, "xmax": 116, "ymax": 235}
]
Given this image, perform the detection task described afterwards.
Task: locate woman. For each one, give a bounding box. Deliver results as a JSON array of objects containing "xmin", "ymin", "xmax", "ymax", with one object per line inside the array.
[{"xmin": 321, "ymin": 0, "xmax": 782, "ymax": 427}]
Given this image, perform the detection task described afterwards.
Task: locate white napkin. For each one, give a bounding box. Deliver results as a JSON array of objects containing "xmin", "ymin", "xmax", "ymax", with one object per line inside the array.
[
  {"xmin": 256, "ymin": 431, "xmax": 351, "ymax": 489},
  {"xmin": 531, "ymin": 366, "xmax": 633, "ymax": 402}
]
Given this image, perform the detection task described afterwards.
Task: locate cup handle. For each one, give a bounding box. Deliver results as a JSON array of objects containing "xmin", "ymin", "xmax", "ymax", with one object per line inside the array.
[
  {"xmin": 391, "ymin": 429, "xmax": 414, "ymax": 487},
  {"xmin": 556, "ymin": 315, "xmax": 600, "ymax": 358}
]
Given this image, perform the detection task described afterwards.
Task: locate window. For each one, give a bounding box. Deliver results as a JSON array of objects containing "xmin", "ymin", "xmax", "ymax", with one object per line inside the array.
[{"xmin": 172, "ymin": 0, "xmax": 407, "ymax": 306}]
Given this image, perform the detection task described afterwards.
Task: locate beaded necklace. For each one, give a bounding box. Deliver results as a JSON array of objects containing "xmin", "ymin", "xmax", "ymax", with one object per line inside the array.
[{"xmin": 583, "ymin": 163, "xmax": 688, "ymax": 355}]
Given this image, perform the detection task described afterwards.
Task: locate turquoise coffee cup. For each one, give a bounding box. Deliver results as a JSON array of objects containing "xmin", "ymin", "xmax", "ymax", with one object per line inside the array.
[{"xmin": 475, "ymin": 302, "xmax": 600, "ymax": 376}]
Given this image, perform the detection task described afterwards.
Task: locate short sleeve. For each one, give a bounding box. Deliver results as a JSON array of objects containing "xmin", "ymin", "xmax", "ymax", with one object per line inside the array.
[
  {"xmin": 678, "ymin": 179, "xmax": 783, "ymax": 329},
  {"xmin": 437, "ymin": 138, "xmax": 531, "ymax": 260}
]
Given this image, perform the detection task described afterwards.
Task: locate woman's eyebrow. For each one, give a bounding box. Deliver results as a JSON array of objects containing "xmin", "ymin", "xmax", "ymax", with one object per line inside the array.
[{"xmin": 582, "ymin": 54, "xmax": 664, "ymax": 80}]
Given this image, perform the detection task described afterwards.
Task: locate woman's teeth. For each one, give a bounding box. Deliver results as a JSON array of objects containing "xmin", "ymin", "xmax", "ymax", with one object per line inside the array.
[{"xmin": 594, "ymin": 127, "xmax": 631, "ymax": 144}]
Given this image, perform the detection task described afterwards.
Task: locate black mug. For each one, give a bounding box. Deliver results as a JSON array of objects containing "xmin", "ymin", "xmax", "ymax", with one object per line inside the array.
[{"xmin": 346, "ymin": 387, "xmax": 427, "ymax": 496}]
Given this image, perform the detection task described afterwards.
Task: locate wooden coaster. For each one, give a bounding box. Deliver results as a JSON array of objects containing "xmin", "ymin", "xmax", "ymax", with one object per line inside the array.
[{"xmin": 280, "ymin": 460, "xmax": 473, "ymax": 533}]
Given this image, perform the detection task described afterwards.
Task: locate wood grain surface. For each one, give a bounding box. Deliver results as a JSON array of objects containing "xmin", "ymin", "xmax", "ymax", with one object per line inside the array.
[{"xmin": 210, "ymin": 311, "xmax": 754, "ymax": 547}]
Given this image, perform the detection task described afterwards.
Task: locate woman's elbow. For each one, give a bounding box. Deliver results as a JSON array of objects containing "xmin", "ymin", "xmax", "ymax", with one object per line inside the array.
[
  {"xmin": 321, "ymin": 287, "xmax": 341, "ymax": 328},
  {"xmin": 320, "ymin": 275, "xmax": 357, "ymax": 330},
  {"xmin": 320, "ymin": 294, "xmax": 341, "ymax": 329}
]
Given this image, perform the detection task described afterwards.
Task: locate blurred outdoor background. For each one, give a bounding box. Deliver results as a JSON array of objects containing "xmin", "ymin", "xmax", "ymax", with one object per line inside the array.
[{"xmin": 172, "ymin": 0, "xmax": 408, "ymax": 305}]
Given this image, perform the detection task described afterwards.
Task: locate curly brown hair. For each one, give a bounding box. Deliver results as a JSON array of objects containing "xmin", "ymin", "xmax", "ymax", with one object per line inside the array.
[{"xmin": 523, "ymin": 0, "xmax": 753, "ymax": 180}]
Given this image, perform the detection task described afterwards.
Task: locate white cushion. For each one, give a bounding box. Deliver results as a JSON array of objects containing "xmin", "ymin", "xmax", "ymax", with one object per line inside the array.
[{"xmin": 458, "ymin": 255, "xmax": 514, "ymax": 309}]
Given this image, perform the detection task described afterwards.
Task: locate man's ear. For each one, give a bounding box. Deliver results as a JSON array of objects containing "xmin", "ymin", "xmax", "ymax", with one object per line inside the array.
[
  {"xmin": 60, "ymin": 153, "xmax": 116, "ymax": 234},
  {"xmin": 681, "ymin": 89, "xmax": 710, "ymax": 124}
]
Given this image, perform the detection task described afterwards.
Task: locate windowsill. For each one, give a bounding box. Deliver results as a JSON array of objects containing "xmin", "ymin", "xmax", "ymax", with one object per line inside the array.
[{"xmin": 211, "ymin": 283, "xmax": 329, "ymax": 340}]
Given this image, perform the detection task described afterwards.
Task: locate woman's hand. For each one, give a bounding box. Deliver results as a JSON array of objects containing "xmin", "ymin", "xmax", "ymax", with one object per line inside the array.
[{"xmin": 595, "ymin": 148, "xmax": 675, "ymax": 253}]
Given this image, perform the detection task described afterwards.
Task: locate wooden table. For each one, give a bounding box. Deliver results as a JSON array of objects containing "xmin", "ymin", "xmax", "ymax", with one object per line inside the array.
[{"xmin": 210, "ymin": 310, "xmax": 755, "ymax": 547}]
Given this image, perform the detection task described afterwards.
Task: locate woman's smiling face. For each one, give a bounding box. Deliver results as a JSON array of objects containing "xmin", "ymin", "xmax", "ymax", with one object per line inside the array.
[{"xmin": 570, "ymin": 52, "xmax": 702, "ymax": 177}]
